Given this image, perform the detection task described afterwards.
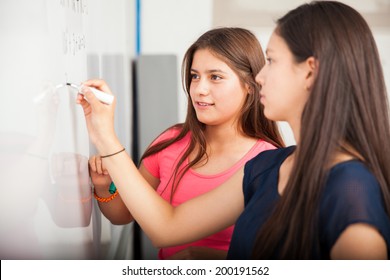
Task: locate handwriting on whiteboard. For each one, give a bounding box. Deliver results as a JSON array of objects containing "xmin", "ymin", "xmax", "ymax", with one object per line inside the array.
[{"xmin": 60, "ymin": 0, "xmax": 88, "ymax": 15}]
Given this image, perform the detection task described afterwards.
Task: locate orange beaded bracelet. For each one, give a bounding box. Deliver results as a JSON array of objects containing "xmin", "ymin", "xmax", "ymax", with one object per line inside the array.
[{"xmin": 93, "ymin": 189, "xmax": 118, "ymax": 203}]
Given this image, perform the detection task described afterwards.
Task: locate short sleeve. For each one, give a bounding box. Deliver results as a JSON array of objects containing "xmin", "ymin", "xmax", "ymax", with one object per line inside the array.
[
  {"xmin": 243, "ymin": 147, "xmax": 295, "ymax": 205},
  {"xmin": 319, "ymin": 162, "xmax": 390, "ymax": 257},
  {"xmin": 142, "ymin": 128, "xmax": 180, "ymax": 178},
  {"xmin": 142, "ymin": 151, "xmax": 160, "ymax": 178}
]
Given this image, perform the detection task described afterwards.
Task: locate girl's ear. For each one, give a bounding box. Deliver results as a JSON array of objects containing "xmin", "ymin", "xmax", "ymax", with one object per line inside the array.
[
  {"xmin": 305, "ymin": 56, "xmax": 318, "ymax": 91},
  {"xmin": 244, "ymin": 82, "xmax": 251, "ymax": 94}
]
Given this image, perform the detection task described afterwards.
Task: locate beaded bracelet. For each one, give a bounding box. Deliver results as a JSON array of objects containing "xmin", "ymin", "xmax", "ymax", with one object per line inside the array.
[{"xmin": 93, "ymin": 188, "xmax": 118, "ymax": 203}]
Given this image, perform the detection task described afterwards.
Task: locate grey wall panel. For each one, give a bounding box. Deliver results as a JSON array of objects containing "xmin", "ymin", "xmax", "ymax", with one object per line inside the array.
[
  {"xmin": 135, "ymin": 54, "xmax": 179, "ymax": 260},
  {"xmin": 136, "ymin": 55, "xmax": 179, "ymax": 154},
  {"xmin": 101, "ymin": 54, "xmax": 134, "ymax": 260}
]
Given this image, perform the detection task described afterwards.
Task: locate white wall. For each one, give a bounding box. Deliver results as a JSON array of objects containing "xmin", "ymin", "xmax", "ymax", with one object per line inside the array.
[{"xmin": 141, "ymin": 0, "xmax": 213, "ymax": 122}]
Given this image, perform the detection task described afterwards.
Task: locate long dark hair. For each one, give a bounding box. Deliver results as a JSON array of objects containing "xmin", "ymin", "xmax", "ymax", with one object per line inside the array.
[
  {"xmin": 253, "ymin": 1, "xmax": 390, "ymax": 259},
  {"xmin": 141, "ymin": 27, "xmax": 284, "ymax": 201}
]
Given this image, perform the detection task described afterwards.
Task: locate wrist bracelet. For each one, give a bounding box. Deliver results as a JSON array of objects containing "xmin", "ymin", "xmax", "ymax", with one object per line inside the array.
[
  {"xmin": 93, "ymin": 188, "xmax": 118, "ymax": 203},
  {"xmin": 109, "ymin": 181, "xmax": 117, "ymax": 194},
  {"xmin": 101, "ymin": 148, "xmax": 125, "ymax": 158}
]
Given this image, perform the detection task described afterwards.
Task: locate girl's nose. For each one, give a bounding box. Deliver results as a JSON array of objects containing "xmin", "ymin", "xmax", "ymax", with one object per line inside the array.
[
  {"xmin": 255, "ymin": 67, "xmax": 265, "ymax": 87},
  {"xmin": 194, "ymin": 79, "xmax": 209, "ymax": 95}
]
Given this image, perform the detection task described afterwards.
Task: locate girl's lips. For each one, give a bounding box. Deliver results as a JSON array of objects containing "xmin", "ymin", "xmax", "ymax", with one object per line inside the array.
[{"xmin": 195, "ymin": 101, "xmax": 214, "ymax": 107}]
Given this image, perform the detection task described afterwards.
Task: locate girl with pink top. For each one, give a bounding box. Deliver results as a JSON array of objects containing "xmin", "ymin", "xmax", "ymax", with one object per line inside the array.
[{"xmin": 89, "ymin": 27, "xmax": 284, "ymax": 259}]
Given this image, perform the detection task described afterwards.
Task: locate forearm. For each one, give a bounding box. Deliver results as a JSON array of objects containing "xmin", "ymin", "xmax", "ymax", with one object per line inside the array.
[
  {"xmin": 94, "ymin": 187, "xmax": 134, "ymax": 225},
  {"xmin": 95, "ymin": 138, "xmax": 243, "ymax": 247},
  {"xmin": 102, "ymin": 151, "xmax": 176, "ymax": 245}
]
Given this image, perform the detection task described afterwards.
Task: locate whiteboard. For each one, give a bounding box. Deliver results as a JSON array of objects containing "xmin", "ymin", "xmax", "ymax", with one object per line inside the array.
[{"xmin": 0, "ymin": 0, "xmax": 134, "ymax": 259}]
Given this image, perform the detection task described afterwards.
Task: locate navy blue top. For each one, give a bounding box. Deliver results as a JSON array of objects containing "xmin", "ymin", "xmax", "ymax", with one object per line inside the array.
[{"xmin": 227, "ymin": 146, "xmax": 390, "ymax": 259}]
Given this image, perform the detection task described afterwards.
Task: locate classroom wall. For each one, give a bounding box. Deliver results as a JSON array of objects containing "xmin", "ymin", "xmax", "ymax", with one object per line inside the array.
[{"xmin": 141, "ymin": 0, "xmax": 213, "ymax": 122}]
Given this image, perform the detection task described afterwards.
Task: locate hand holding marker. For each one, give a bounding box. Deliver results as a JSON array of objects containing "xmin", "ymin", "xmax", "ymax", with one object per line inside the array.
[
  {"xmin": 64, "ymin": 82, "xmax": 117, "ymax": 194},
  {"xmin": 57, "ymin": 83, "xmax": 114, "ymax": 105}
]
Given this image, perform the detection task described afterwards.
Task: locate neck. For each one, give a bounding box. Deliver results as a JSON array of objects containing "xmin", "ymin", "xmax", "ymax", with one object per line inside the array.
[
  {"xmin": 288, "ymin": 117, "xmax": 301, "ymax": 145},
  {"xmin": 204, "ymin": 124, "xmax": 245, "ymax": 145}
]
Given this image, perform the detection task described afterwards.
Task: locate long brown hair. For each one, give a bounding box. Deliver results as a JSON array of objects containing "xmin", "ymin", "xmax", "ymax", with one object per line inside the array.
[
  {"xmin": 140, "ymin": 27, "xmax": 284, "ymax": 201},
  {"xmin": 253, "ymin": 1, "xmax": 390, "ymax": 259}
]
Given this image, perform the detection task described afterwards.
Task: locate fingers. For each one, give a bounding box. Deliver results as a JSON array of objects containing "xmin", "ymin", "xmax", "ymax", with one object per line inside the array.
[
  {"xmin": 95, "ymin": 156, "xmax": 103, "ymax": 174},
  {"xmin": 89, "ymin": 155, "xmax": 109, "ymax": 175},
  {"xmin": 76, "ymin": 79, "xmax": 117, "ymax": 148},
  {"xmin": 76, "ymin": 94, "xmax": 92, "ymax": 116},
  {"xmin": 79, "ymin": 79, "xmax": 115, "ymax": 109},
  {"xmin": 82, "ymin": 79, "xmax": 113, "ymax": 95},
  {"xmin": 81, "ymin": 87, "xmax": 101, "ymax": 108},
  {"xmin": 88, "ymin": 155, "xmax": 97, "ymax": 173}
]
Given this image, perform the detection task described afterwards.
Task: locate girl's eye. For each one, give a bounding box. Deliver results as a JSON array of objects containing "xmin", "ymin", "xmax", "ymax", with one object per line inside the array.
[
  {"xmin": 191, "ymin": 73, "xmax": 199, "ymax": 80},
  {"xmin": 211, "ymin": 74, "xmax": 222, "ymax": 80},
  {"xmin": 266, "ymin": 58, "xmax": 272, "ymax": 65}
]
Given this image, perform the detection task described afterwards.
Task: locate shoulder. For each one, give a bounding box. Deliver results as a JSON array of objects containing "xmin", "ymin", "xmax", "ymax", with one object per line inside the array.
[
  {"xmin": 152, "ymin": 125, "xmax": 184, "ymax": 144},
  {"xmin": 143, "ymin": 125, "xmax": 184, "ymax": 160},
  {"xmin": 242, "ymin": 146, "xmax": 295, "ymax": 200},
  {"xmin": 322, "ymin": 160, "xmax": 386, "ymax": 226},
  {"xmin": 142, "ymin": 126, "xmax": 188, "ymax": 176},
  {"xmin": 252, "ymin": 139, "xmax": 278, "ymax": 154},
  {"xmin": 324, "ymin": 161, "xmax": 382, "ymax": 200},
  {"xmin": 244, "ymin": 145, "xmax": 295, "ymax": 178},
  {"xmin": 320, "ymin": 161, "xmax": 390, "ymax": 256}
]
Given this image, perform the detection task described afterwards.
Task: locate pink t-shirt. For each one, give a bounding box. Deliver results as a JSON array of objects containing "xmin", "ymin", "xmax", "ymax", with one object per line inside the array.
[{"xmin": 142, "ymin": 127, "xmax": 276, "ymax": 259}]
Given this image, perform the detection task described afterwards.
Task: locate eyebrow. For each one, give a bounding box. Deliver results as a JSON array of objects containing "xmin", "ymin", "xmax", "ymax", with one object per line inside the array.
[
  {"xmin": 265, "ymin": 49, "xmax": 274, "ymax": 55},
  {"xmin": 190, "ymin": 68, "xmax": 228, "ymax": 74}
]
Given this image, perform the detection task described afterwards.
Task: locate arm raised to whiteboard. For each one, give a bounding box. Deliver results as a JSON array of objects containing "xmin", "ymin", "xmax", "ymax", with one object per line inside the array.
[{"xmin": 77, "ymin": 79, "xmax": 244, "ymax": 247}]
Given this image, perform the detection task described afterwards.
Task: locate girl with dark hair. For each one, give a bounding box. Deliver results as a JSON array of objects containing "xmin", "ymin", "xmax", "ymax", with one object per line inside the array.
[
  {"xmin": 80, "ymin": 1, "xmax": 390, "ymax": 259},
  {"xmin": 228, "ymin": 1, "xmax": 390, "ymax": 259},
  {"xmin": 88, "ymin": 27, "xmax": 283, "ymax": 259}
]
